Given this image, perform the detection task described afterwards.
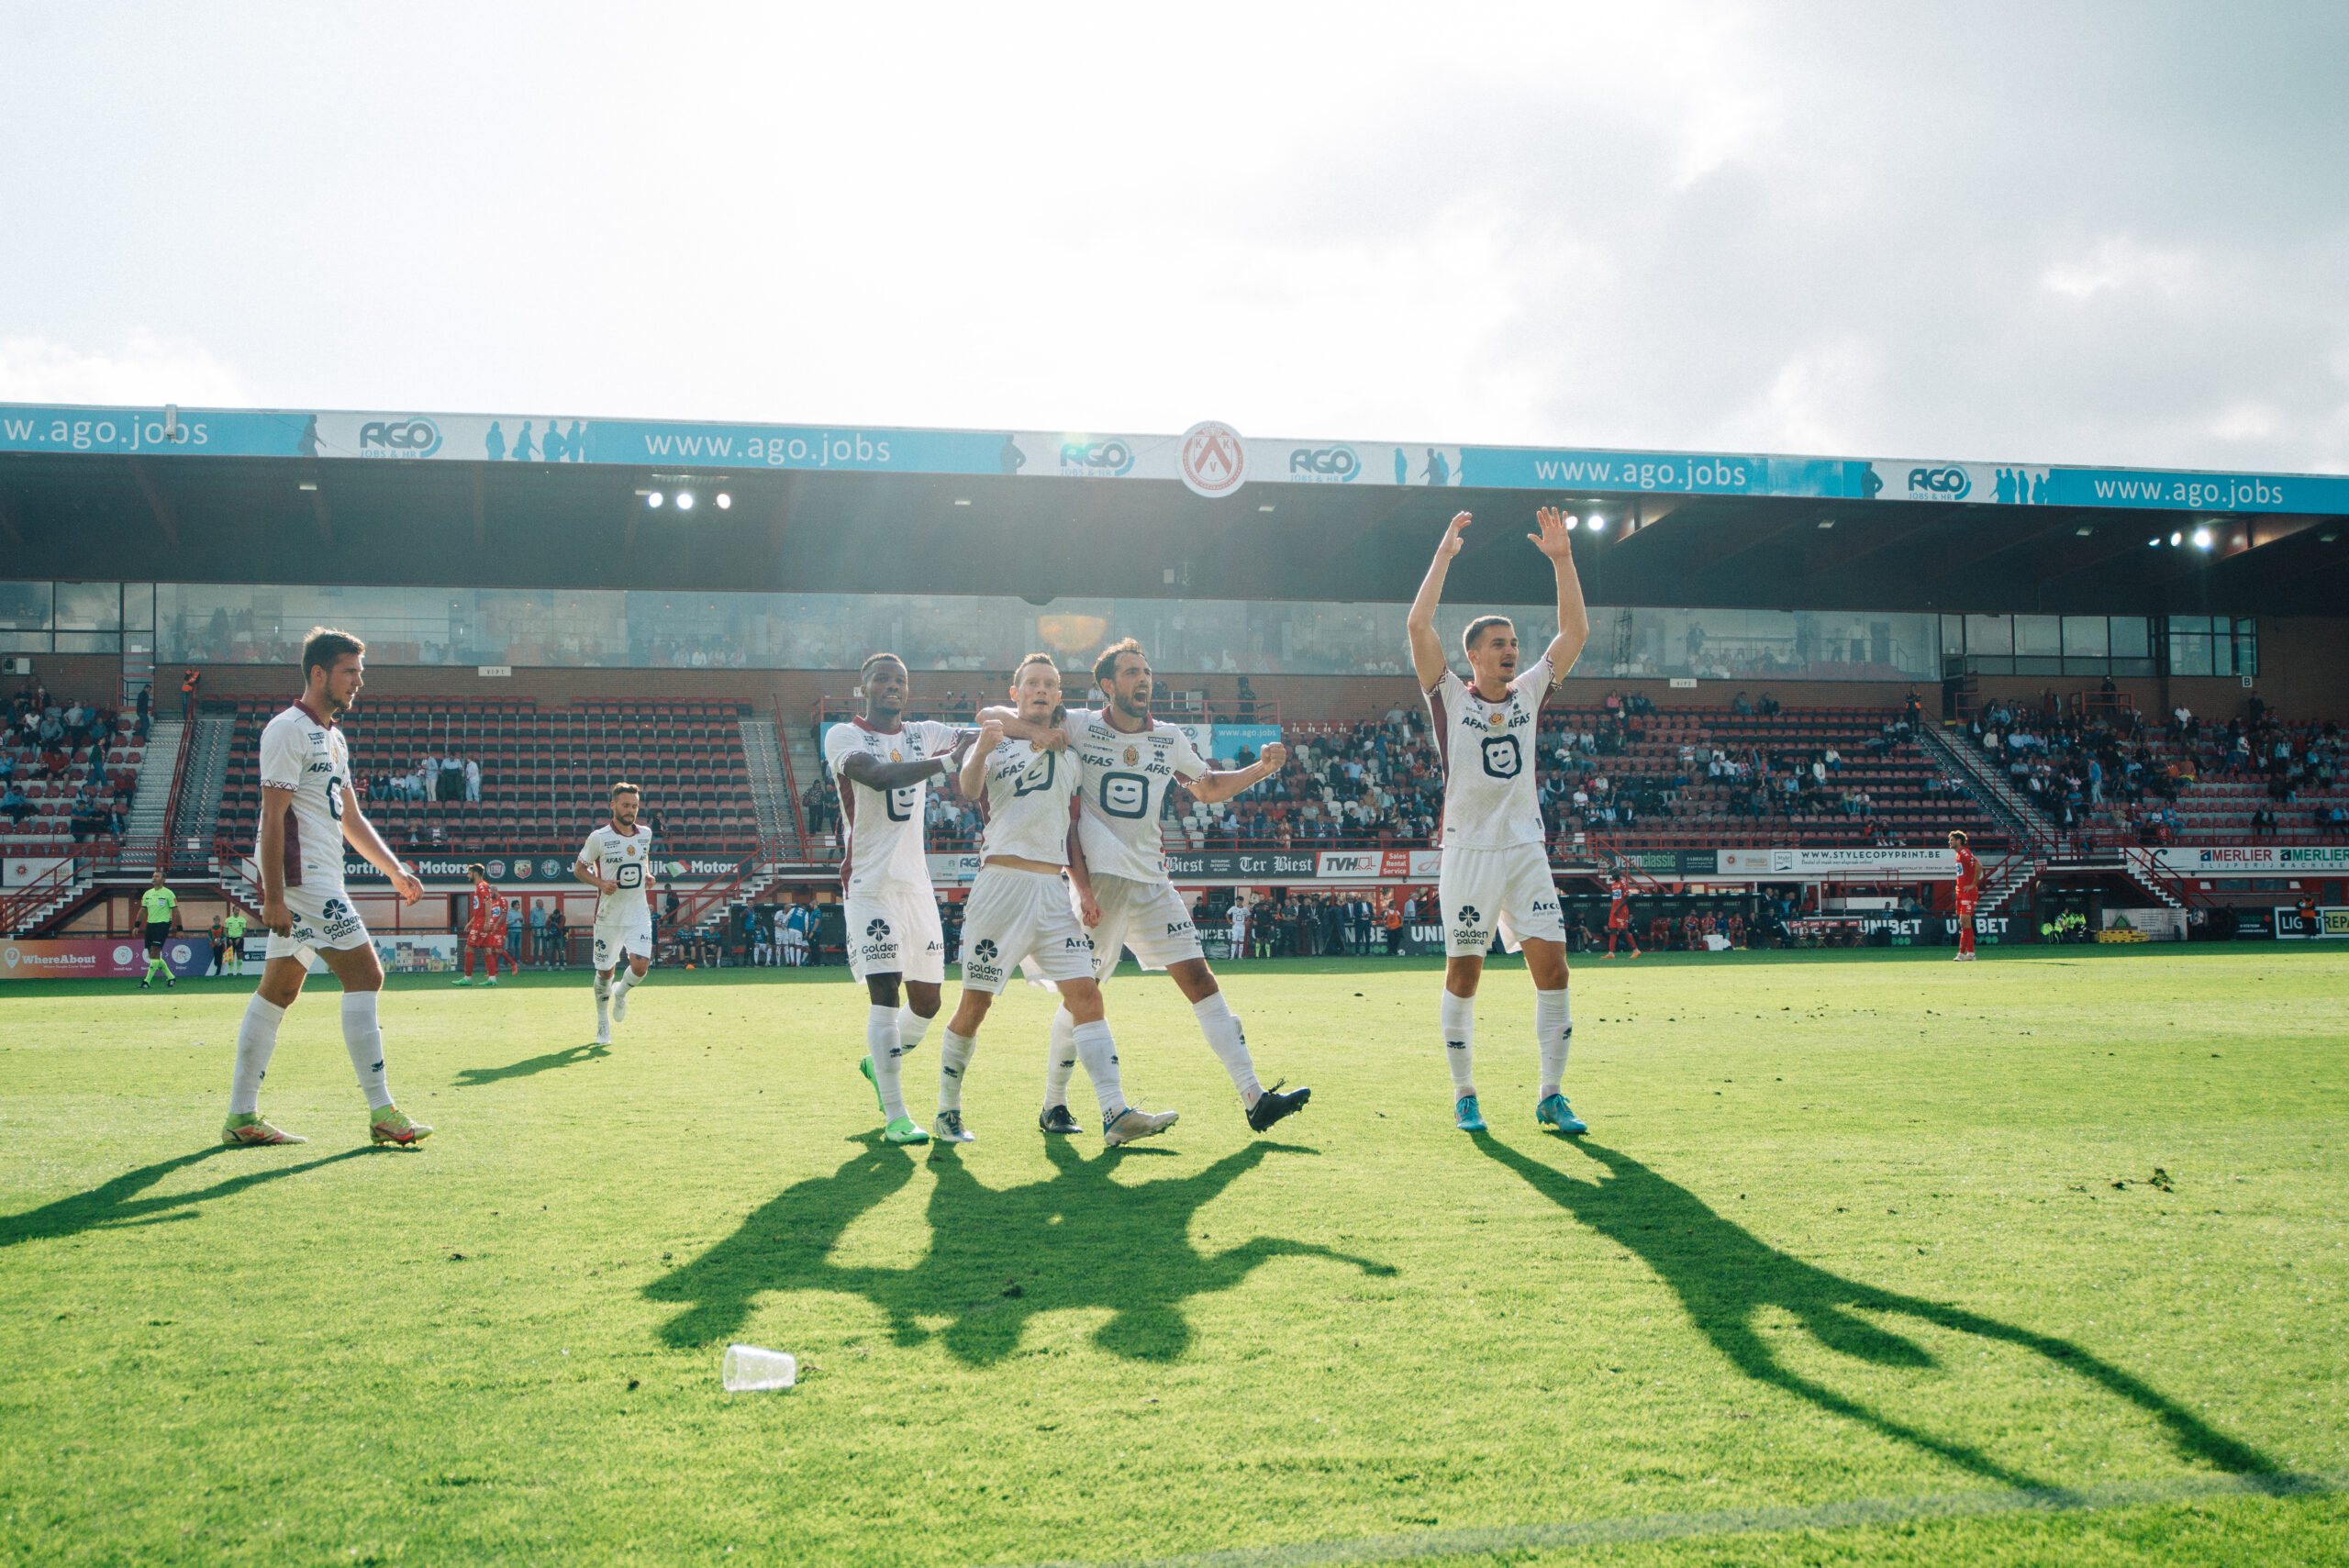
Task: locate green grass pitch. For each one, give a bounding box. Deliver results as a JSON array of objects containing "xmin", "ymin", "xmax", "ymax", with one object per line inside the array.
[{"xmin": 2, "ymin": 947, "xmax": 2344, "ymax": 1566}]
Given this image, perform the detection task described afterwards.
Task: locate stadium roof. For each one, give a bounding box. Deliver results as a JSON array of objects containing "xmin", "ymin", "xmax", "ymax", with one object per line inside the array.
[{"xmin": 2, "ymin": 402, "xmax": 2343, "ymax": 616}]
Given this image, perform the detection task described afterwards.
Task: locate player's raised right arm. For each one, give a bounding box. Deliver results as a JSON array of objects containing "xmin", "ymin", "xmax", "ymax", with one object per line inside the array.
[{"xmin": 1408, "ymin": 511, "xmax": 1471, "ymax": 689}]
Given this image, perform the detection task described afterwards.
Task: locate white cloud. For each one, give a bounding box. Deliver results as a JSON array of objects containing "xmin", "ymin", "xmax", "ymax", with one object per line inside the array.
[
  {"xmin": 0, "ymin": 331, "xmax": 246, "ymax": 408},
  {"xmin": 2040, "ymin": 238, "xmax": 2202, "ymax": 303}
]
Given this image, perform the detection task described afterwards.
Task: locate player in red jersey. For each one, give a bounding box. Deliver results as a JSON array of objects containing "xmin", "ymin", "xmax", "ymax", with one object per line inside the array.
[
  {"xmin": 455, "ymin": 863, "xmax": 508, "ymax": 986},
  {"xmin": 1950, "ymin": 830, "xmax": 1981, "ymax": 961},
  {"xmin": 1605, "ymin": 875, "xmax": 1641, "ymax": 957}
]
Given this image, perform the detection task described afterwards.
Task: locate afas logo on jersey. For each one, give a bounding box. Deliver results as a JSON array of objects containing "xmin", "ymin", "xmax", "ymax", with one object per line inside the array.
[{"xmin": 359, "ymin": 418, "xmax": 442, "ymax": 457}]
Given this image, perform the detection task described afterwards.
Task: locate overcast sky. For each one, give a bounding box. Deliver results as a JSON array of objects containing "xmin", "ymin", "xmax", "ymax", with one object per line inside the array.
[{"xmin": 1, "ymin": 2, "xmax": 2343, "ymax": 474}]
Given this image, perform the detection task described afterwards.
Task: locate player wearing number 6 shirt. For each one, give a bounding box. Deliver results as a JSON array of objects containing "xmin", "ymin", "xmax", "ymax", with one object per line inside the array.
[
  {"xmin": 824, "ymin": 652, "xmax": 980, "ymax": 1146},
  {"xmin": 222, "ymin": 628, "xmax": 430, "ymax": 1150},
  {"xmin": 985, "ymin": 639, "xmax": 1313, "ymax": 1136},
  {"xmin": 939, "ymin": 653, "xmax": 1179, "ymax": 1149},
  {"xmin": 575, "ymin": 782, "xmax": 656, "ymax": 1044},
  {"xmin": 1408, "ymin": 506, "xmax": 1590, "ymax": 1138}
]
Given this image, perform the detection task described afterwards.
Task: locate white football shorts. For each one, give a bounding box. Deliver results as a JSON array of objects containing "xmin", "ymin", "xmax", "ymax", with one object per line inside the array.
[
  {"xmin": 844, "ymin": 886, "xmax": 945, "ymax": 984},
  {"xmin": 1438, "ymin": 842, "xmax": 1565, "ymax": 957},
  {"xmin": 957, "ymin": 865, "xmax": 1095, "ymax": 994},
  {"xmin": 593, "ymin": 911, "xmax": 655, "ymax": 970},
  {"xmin": 1075, "ymin": 873, "xmax": 1204, "ymax": 981},
  {"xmin": 263, "ymin": 882, "xmax": 373, "ymax": 962}
]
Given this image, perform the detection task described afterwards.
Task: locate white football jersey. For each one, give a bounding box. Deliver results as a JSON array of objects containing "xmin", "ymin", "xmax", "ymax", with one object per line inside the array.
[
  {"xmin": 1426, "ymin": 654, "xmax": 1555, "ymax": 849},
  {"xmin": 1066, "ymin": 708, "xmax": 1211, "ymax": 884},
  {"xmin": 576, "ymin": 822, "xmax": 655, "ymax": 925},
  {"xmin": 976, "ymin": 735, "xmax": 1085, "ymax": 865},
  {"xmin": 256, "ymin": 701, "xmax": 351, "ymax": 892},
  {"xmin": 824, "ymin": 717, "xmax": 961, "ymax": 898}
]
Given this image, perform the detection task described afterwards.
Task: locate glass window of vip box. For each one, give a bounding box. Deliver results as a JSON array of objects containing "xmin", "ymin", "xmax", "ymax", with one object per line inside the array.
[
  {"xmin": 55, "ymin": 582, "xmax": 124, "ymax": 652},
  {"xmin": 1945, "ymin": 614, "xmax": 2153, "ymax": 678},
  {"xmin": 0, "ymin": 582, "xmax": 52, "ymax": 653},
  {"xmin": 2166, "ymin": 616, "xmax": 2255, "ymax": 678}
]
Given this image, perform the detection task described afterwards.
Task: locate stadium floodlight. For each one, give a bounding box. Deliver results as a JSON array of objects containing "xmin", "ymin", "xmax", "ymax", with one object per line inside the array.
[
  {"xmin": 715, "ymin": 493, "xmax": 731, "ymax": 509},
  {"xmin": 676, "ymin": 492, "xmax": 696, "ymax": 511},
  {"xmin": 1258, "ymin": 503, "xmax": 1275, "ymax": 513},
  {"xmin": 2191, "ymin": 527, "xmax": 2212, "ymax": 549},
  {"xmin": 2170, "ymin": 531, "xmax": 2183, "ymax": 546},
  {"xmin": 1586, "ymin": 515, "xmax": 1606, "ymax": 533},
  {"xmin": 646, "ymin": 492, "xmax": 664, "ymax": 508},
  {"xmin": 1564, "ymin": 514, "xmax": 1579, "ymax": 530},
  {"xmin": 2148, "ymin": 537, "xmax": 2160, "ymax": 547}
]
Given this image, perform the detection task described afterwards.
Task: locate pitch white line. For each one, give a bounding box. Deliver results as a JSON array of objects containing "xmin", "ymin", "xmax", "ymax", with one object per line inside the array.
[{"xmin": 1010, "ymin": 1472, "xmax": 2342, "ymax": 1568}]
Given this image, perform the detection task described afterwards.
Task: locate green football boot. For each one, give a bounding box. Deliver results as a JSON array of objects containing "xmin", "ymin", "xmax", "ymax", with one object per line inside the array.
[
  {"xmin": 883, "ymin": 1116, "xmax": 930, "ymax": 1146},
  {"xmin": 222, "ymin": 1112, "xmax": 306, "ymax": 1146},
  {"xmin": 370, "ymin": 1106, "xmax": 433, "ymax": 1147}
]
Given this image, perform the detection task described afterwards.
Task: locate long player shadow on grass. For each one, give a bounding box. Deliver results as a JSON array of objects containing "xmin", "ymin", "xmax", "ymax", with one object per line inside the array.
[
  {"xmin": 452, "ymin": 1041, "xmax": 611, "ymax": 1086},
  {"xmin": 1475, "ymin": 1136, "xmax": 2278, "ymax": 1487},
  {"xmin": 1, "ymin": 1145, "xmax": 373, "ymax": 1249},
  {"xmin": 648, "ymin": 1133, "xmax": 1394, "ymax": 1362}
]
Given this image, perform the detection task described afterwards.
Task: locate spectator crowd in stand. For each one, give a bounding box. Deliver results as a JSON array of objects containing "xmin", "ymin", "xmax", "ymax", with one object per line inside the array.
[
  {"xmin": 1970, "ymin": 691, "xmax": 2343, "ymax": 843},
  {"xmin": 3, "ymin": 682, "xmax": 139, "ymax": 841}
]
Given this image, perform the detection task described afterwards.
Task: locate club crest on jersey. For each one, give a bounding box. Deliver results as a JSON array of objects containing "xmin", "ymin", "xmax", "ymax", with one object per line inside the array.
[
  {"xmin": 1124, "ymin": 745, "xmax": 1140, "ymax": 765},
  {"xmin": 1486, "ymin": 710, "xmax": 1507, "ymax": 730},
  {"xmin": 890, "ymin": 750, "xmax": 902, "ymax": 762}
]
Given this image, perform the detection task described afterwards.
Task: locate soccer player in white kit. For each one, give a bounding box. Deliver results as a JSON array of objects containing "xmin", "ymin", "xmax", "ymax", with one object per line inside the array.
[
  {"xmin": 1407, "ymin": 506, "xmax": 1590, "ymax": 1136},
  {"xmin": 940, "ymin": 653, "xmax": 1178, "ymax": 1148},
  {"xmin": 990, "ymin": 639, "xmax": 1313, "ymax": 1136},
  {"xmin": 222, "ymin": 628, "xmax": 431, "ymax": 1148},
  {"xmin": 574, "ymin": 782, "xmax": 656, "ymax": 1044},
  {"xmin": 824, "ymin": 652, "xmax": 979, "ymax": 1146}
]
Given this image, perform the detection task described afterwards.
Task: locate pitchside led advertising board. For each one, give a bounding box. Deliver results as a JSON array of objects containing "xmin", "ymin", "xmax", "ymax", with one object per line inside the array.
[
  {"xmin": 6, "ymin": 402, "xmax": 2345, "ymax": 514},
  {"xmin": 1, "ymin": 936, "xmax": 214, "ymax": 981}
]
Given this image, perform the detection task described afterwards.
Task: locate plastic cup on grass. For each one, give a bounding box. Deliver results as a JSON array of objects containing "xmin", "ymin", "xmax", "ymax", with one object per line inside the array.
[{"xmin": 721, "ymin": 1345, "xmax": 796, "ymax": 1392}]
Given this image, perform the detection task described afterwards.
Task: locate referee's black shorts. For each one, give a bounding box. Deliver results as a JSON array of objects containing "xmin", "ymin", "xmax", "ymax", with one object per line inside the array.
[{"xmin": 144, "ymin": 921, "xmax": 172, "ymax": 951}]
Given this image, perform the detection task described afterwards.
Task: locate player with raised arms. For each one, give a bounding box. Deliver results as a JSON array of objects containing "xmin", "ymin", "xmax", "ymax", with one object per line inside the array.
[
  {"xmin": 985, "ymin": 639, "xmax": 1313, "ymax": 1135},
  {"xmin": 1949, "ymin": 828, "xmax": 1981, "ymax": 961},
  {"xmin": 1407, "ymin": 507, "xmax": 1590, "ymax": 1135},
  {"xmin": 824, "ymin": 651, "xmax": 990, "ymax": 1145},
  {"xmin": 941, "ymin": 653, "xmax": 1177, "ymax": 1148},
  {"xmin": 576, "ymin": 782, "xmax": 656, "ymax": 1043},
  {"xmin": 223, "ymin": 628, "xmax": 431, "ymax": 1148},
  {"xmin": 453, "ymin": 863, "xmax": 507, "ymax": 986}
]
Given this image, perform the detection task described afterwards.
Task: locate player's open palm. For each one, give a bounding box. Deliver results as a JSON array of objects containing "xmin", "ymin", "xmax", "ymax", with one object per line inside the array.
[
  {"xmin": 1438, "ymin": 511, "xmax": 1472, "ymax": 558},
  {"xmin": 1531, "ymin": 506, "xmax": 1575, "ymax": 559}
]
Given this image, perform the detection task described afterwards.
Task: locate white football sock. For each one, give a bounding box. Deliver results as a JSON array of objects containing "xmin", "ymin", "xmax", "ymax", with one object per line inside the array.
[
  {"xmin": 896, "ymin": 1006, "xmax": 932, "ymax": 1056},
  {"xmin": 614, "ymin": 966, "xmax": 644, "ymax": 996},
  {"xmin": 1192, "ymin": 992, "xmax": 1261, "ymax": 1105},
  {"xmin": 1044, "ymin": 1006, "xmax": 1079, "ymax": 1106},
  {"xmin": 1072, "ymin": 1018, "xmax": 1126, "ymax": 1122},
  {"xmin": 938, "ymin": 1029, "xmax": 976, "ymax": 1113},
  {"xmin": 866, "ymin": 1005, "xmax": 907, "ymax": 1121},
  {"xmin": 1441, "ymin": 991, "xmax": 1476, "ymax": 1096},
  {"xmin": 341, "ymin": 991, "xmax": 394, "ymax": 1110},
  {"xmin": 595, "ymin": 973, "xmax": 611, "ymax": 1032},
  {"xmin": 1536, "ymin": 987, "xmax": 1572, "ymax": 1098},
  {"xmin": 229, "ymin": 995, "xmax": 285, "ymax": 1115}
]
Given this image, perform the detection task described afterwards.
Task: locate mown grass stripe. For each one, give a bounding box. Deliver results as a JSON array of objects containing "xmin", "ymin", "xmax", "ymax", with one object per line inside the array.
[{"xmin": 1016, "ymin": 1472, "xmax": 2343, "ymax": 1568}]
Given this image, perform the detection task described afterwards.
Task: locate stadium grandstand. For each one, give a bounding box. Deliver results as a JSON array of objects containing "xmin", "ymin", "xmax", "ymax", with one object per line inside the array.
[{"xmin": 2, "ymin": 403, "xmax": 2344, "ymax": 967}]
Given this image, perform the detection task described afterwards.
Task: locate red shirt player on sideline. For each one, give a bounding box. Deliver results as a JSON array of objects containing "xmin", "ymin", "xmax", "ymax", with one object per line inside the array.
[
  {"xmin": 1605, "ymin": 875, "xmax": 1642, "ymax": 957},
  {"xmin": 456, "ymin": 864, "xmax": 507, "ymax": 985},
  {"xmin": 1950, "ymin": 830, "xmax": 1981, "ymax": 962}
]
